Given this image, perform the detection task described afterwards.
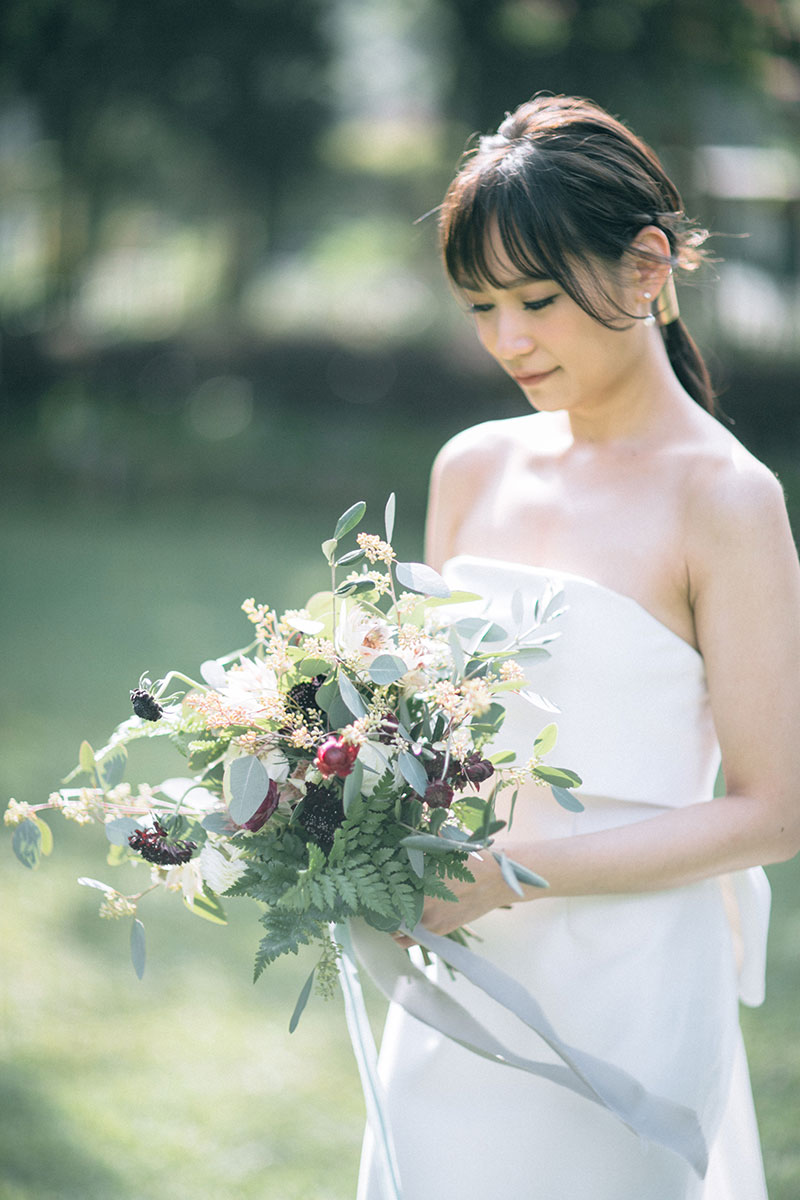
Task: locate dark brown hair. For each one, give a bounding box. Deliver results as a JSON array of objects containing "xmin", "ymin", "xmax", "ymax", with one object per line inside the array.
[{"xmin": 440, "ymin": 94, "xmax": 714, "ymax": 412}]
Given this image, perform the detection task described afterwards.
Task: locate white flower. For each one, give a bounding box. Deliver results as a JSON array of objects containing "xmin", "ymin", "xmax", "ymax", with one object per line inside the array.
[
  {"xmin": 199, "ymin": 842, "xmax": 247, "ymax": 894},
  {"xmin": 264, "ymin": 748, "xmax": 290, "ymax": 782},
  {"xmin": 158, "ymin": 859, "xmax": 205, "ymax": 902},
  {"xmin": 216, "ymin": 656, "xmax": 280, "ymax": 713},
  {"xmin": 336, "ymin": 603, "xmax": 393, "ymax": 665}
]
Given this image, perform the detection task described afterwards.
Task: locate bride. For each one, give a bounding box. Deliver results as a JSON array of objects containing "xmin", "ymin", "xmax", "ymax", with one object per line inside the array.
[{"xmin": 358, "ymin": 95, "xmax": 800, "ymax": 1199}]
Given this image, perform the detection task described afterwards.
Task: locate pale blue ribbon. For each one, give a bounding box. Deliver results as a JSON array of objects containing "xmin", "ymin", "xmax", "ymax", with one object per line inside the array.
[{"xmin": 343, "ymin": 917, "xmax": 708, "ymax": 1199}]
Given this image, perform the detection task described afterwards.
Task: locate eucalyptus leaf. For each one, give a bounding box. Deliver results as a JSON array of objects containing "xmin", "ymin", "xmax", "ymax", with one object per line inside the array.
[
  {"xmin": 342, "ymin": 758, "xmax": 364, "ymax": 814},
  {"xmin": 227, "ymin": 755, "xmax": 271, "ymax": 826},
  {"xmin": 334, "ymin": 500, "xmax": 367, "ymax": 541},
  {"xmin": 183, "ymin": 892, "xmax": 227, "ymax": 925},
  {"xmin": 448, "ymin": 625, "xmax": 466, "ymax": 678},
  {"xmin": 395, "ymin": 561, "xmax": 451, "ymax": 599},
  {"xmin": 33, "ymin": 816, "xmax": 53, "ymax": 856},
  {"xmin": 326, "ymin": 693, "xmax": 354, "ymax": 731},
  {"xmin": 202, "ymin": 812, "xmax": 235, "ymax": 834},
  {"xmin": 493, "ymin": 851, "xmax": 549, "ymax": 890},
  {"xmin": 12, "ymin": 820, "xmax": 42, "ymax": 870},
  {"xmin": 104, "ymin": 816, "xmax": 140, "ymax": 846},
  {"xmin": 130, "ymin": 918, "xmax": 146, "ymax": 980},
  {"xmin": 79, "ymin": 740, "xmax": 96, "ymax": 777},
  {"xmin": 534, "ymin": 765, "xmax": 583, "ymax": 787},
  {"xmin": 518, "ymin": 689, "xmax": 561, "ymax": 714},
  {"xmin": 551, "ymin": 785, "xmax": 585, "ymax": 813},
  {"xmin": 405, "ymin": 845, "xmax": 425, "ymax": 877},
  {"xmin": 335, "ymin": 548, "xmax": 367, "ymax": 567},
  {"xmin": 78, "ymin": 876, "xmax": 114, "ymax": 893},
  {"xmin": 494, "ymin": 850, "xmax": 524, "ymax": 897},
  {"xmin": 321, "ymin": 538, "xmax": 338, "ymax": 564},
  {"xmin": 99, "ymin": 745, "xmax": 128, "ymax": 789},
  {"xmin": 298, "ymin": 657, "xmax": 332, "ymax": 677},
  {"xmin": 400, "ymin": 833, "xmax": 463, "ymax": 855},
  {"xmin": 338, "ymin": 672, "xmax": 368, "ymax": 719},
  {"xmin": 398, "ymin": 750, "xmax": 429, "ymax": 797},
  {"xmin": 513, "ymin": 647, "xmax": 551, "ymax": 665},
  {"xmin": 289, "ymin": 966, "xmax": 317, "ymax": 1033},
  {"xmin": 454, "ymin": 617, "xmax": 509, "ymax": 644},
  {"xmin": 542, "ymin": 588, "xmax": 566, "ymax": 621},
  {"xmin": 314, "ymin": 675, "xmax": 338, "ymax": 713},
  {"xmin": 384, "ymin": 492, "xmax": 396, "ymax": 543},
  {"xmin": 368, "ymin": 654, "xmax": 408, "ymax": 685},
  {"xmin": 533, "ymin": 723, "xmax": 558, "ymax": 756},
  {"xmin": 335, "ymin": 578, "xmax": 376, "ymax": 598}
]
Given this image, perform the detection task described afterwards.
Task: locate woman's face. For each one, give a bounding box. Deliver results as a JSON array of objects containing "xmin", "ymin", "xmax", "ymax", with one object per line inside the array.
[{"xmin": 458, "ymin": 238, "xmax": 645, "ymax": 418}]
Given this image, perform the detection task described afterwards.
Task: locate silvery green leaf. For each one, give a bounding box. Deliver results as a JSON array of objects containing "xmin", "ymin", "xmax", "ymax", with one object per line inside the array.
[
  {"xmin": 405, "ymin": 845, "xmax": 425, "ymax": 877},
  {"xmin": 343, "ymin": 758, "xmax": 364, "ymax": 814},
  {"xmin": 314, "ymin": 675, "xmax": 337, "ymax": 713},
  {"xmin": 513, "ymin": 647, "xmax": 551, "ymax": 665},
  {"xmin": 400, "ymin": 833, "xmax": 457, "ymax": 855},
  {"xmin": 79, "ymin": 740, "xmax": 96, "ymax": 777},
  {"xmin": 395, "ymin": 561, "xmax": 451, "ymax": 598},
  {"xmin": 368, "ymin": 654, "xmax": 408, "ymax": 685},
  {"xmin": 535, "ymin": 766, "xmax": 582, "ymax": 787},
  {"xmin": 227, "ymin": 755, "xmax": 271, "ymax": 826},
  {"xmin": 541, "ymin": 584, "xmax": 565, "ymax": 622},
  {"xmin": 338, "ymin": 672, "xmax": 368, "ymax": 719},
  {"xmin": 202, "ymin": 812, "xmax": 234, "ymax": 834},
  {"xmin": 130, "ymin": 918, "xmax": 146, "ymax": 980},
  {"xmin": 184, "ymin": 892, "xmax": 227, "ymax": 925},
  {"xmin": 335, "ymin": 548, "xmax": 367, "ymax": 567},
  {"xmin": 78, "ymin": 876, "xmax": 114, "ymax": 893},
  {"xmin": 104, "ymin": 817, "xmax": 140, "ymax": 846},
  {"xmin": 12, "ymin": 820, "xmax": 42, "ymax": 870},
  {"xmin": 533, "ymin": 723, "xmax": 558, "ymax": 756},
  {"xmin": 398, "ymin": 750, "xmax": 429, "ymax": 797},
  {"xmin": 493, "ymin": 851, "xmax": 549, "ymax": 890},
  {"xmin": 454, "ymin": 617, "xmax": 508, "ymax": 647},
  {"xmin": 334, "ymin": 500, "xmax": 367, "ymax": 541},
  {"xmin": 551, "ymin": 785, "xmax": 585, "ymax": 812},
  {"xmin": 518, "ymin": 688, "xmax": 561, "ymax": 713},
  {"xmin": 494, "ymin": 850, "xmax": 524, "ymax": 897},
  {"xmin": 321, "ymin": 538, "xmax": 338, "ymax": 564},
  {"xmin": 384, "ymin": 492, "xmax": 396, "ymax": 543},
  {"xmin": 298, "ymin": 657, "xmax": 332, "ymax": 677},
  {"xmin": 99, "ymin": 745, "xmax": 127, "ymax": 789},
  {"xmin": 289, "ymin": 966, "xmax": 316, "ymax": 1033},
  {"xmin": 448, "ymin": 625, "xmax": 465, "ymax": 678}
]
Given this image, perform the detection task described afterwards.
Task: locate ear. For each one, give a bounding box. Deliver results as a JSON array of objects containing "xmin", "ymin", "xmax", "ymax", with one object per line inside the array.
[{"xmin": 628, "ymin": 225, "xmax": 673, "ymax": 296}]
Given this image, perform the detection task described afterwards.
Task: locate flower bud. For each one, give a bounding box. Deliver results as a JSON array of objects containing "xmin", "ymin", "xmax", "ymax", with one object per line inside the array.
[
  {"xmin": 463, "ymin": 753, "xmax": 495, "ymax": 785},
  {"xmin": 315, "ymin": 736, "xmax": 359, "ymax": 779},
  {"xmin": 241, "ymin": 779, "xmax": 280, "ymax": 831}
]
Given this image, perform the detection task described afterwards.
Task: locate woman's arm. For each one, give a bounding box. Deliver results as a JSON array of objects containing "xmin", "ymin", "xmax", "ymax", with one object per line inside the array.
[{"xmin": 415, "ymin": 457, "xmax": 800, "ymax": 936}]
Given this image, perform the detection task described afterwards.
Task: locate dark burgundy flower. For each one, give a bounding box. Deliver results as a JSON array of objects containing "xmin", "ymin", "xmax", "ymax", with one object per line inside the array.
[
  {"xmin": 462, "ymin": 752, "xmax": 495, "ymax": 785},
  {"xmin": 128, "ymin": 820, "xmax": 196, "ymax": 865},
  {"xmin": 424, "ymin": 780, "xmax": 454, "ymax": 809},
  {"xmin": 299, "ymin": 782, "xmax": 345, "ymax": 853},
  {"xmin": 130, "ymin": 688, "xmax": 163, "ymax": 722},
  {"xmin": 241, "ymin": 779, "xmax": 280, "ymax": 831},
  {"xmin": 288, "ymin": 676, "xmax": 324, "ymax": 717},
  {"xmin": 378, "ymin": 712, "xmax": 399, "ymax": 744},
  {"xmin": 315, "ymin": 735, "xmax": 359, "ymax": 779}
]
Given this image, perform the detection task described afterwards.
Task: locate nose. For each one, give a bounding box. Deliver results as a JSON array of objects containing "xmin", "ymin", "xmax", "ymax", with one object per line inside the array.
[{"xmin": 492, "ymin": 307, "xmax": 536, "ymax": 361}]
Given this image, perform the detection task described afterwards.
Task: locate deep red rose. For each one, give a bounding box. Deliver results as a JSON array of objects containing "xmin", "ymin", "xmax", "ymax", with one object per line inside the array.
[
  {"xmin": 424, "ymin": 780, "xmax": 454, "ymax": 809},
  {"xmin": 315, "ymin": 736, "xmax": 359, "ymax": 779}
]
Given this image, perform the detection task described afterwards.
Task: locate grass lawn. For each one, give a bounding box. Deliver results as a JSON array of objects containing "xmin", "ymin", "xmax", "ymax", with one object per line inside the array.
[{"xmin": 2, "ymin": 486, "xmax": 799, "ymax": 1199}]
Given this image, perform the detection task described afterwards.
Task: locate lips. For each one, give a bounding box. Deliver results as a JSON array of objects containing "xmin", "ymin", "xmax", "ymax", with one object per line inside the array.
[{"xmin": 512, "ymin": 368, "xmax": 558, "ymax": 386}]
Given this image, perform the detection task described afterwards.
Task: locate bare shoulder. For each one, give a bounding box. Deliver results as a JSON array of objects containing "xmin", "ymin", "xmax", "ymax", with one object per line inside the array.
[
  {"xmin": 426, "ymin": 413, "xmax": 548, "ymax": 568},
  {"xmin": 682, "ymin": 421, "xmax": 789, "ymax": 555}
]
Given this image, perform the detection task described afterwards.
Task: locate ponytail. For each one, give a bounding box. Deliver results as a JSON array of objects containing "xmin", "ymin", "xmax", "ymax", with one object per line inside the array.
[{"xmin": 662, "ymin": 319, "xmax": 715, "ymax": 414}]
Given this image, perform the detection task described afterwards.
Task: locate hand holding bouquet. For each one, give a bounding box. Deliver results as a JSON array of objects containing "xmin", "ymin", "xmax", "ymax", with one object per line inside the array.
[{"xmin": 5, "ymin": 496, "xmax": 580, "ymax": 1023}]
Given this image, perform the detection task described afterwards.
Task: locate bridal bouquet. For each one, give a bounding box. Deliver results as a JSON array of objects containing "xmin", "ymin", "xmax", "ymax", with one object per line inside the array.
[{"xmin": 5, "ymin": 497, "xmax": 579, "ymax": 1025}]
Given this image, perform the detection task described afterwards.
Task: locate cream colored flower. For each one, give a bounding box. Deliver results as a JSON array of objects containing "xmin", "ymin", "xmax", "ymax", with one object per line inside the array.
[
  {"xmin": 4, "ymin": 798, "xmax": 33, "ymax": 826},
  {"xmin": 199, "ymin": 842, "xmax": 247, "ymax": 894}
]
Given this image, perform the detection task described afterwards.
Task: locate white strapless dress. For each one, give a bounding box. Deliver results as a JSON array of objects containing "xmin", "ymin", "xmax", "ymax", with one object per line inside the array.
[{"xmin": 358, "ymin": 556, "xmax": 770, "ymax": 1200}]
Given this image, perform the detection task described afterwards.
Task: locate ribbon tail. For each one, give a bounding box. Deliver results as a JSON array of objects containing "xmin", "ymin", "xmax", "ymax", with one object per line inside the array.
[
  {"xmin": 348, "ymin": 918, "xmax": 708, "ymax": 1179},
  {"xmin": 335, "ymin": 923, "xmax": 403, "ymax": 1200}
]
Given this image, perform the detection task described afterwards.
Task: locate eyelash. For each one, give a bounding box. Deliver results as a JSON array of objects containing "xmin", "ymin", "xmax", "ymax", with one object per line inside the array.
[{"xmin": 467, "ymin": 295, "xmax": 557, "ymax": 314}]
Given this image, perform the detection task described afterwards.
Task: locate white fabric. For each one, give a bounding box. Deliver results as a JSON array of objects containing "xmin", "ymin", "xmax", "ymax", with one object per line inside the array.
[{"xmin": 358, "ymin": 555, "xmax": 769, "ymax": 1200}]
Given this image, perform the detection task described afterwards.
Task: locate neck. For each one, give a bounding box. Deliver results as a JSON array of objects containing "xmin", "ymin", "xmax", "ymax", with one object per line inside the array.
[{"xmin": 566, "ymin": 330, "xmax": 691, "ymax": 446}]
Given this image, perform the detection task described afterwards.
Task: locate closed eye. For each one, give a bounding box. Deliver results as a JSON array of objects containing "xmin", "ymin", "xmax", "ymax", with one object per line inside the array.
[{"xmin": 523, "ymin": 295, "xmax": 557, "ymax": 311}]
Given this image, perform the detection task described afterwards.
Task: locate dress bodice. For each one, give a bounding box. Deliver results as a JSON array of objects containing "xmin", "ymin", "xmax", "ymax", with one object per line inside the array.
[{"xmin": 443, "ymin": 554, "xmax": 720, "ymax": 809}]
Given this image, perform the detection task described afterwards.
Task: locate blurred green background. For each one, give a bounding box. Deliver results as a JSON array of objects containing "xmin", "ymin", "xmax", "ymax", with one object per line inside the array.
[{"xmin": 2, "ymin": 1, "xmax": 800, "ymax": 1197}]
